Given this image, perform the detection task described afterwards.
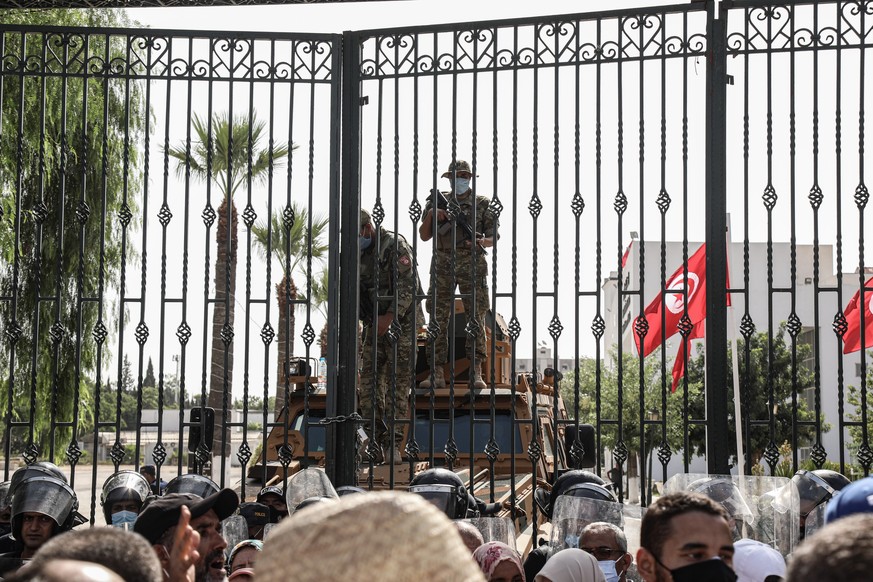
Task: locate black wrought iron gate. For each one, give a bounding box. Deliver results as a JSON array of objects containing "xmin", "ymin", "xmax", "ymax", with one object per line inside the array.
[{"xmin": 0, "ymin": 0, "xmax": 870, "ymax": 522}]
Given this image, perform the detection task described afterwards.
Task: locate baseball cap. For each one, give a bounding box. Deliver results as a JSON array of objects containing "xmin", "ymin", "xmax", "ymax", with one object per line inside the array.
[
  {"xmin": 825, "ymin": 476, "xmax": 873, "ymax": 524},
  {"xmin": 134, "ymin": 489, "xmax": 239, "ymax": 544},
  {"xmin": 239, "ymin": 502, "xmax": 270, "ymax": 526},
  {"xmin": 732, "ymin": 538, "xmax": 786, "ymax": 582}
]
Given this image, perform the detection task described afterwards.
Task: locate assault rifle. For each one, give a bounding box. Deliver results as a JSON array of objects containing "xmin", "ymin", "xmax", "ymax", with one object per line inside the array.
[{"xmin": 430, "ymin": 189, "xmax": 487, "ymax": 252}]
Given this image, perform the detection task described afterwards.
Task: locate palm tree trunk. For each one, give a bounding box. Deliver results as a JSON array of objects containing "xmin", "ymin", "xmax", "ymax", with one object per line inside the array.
[
  {"xmin": 208, "ymin": 196, "xmax": 237, "ymax": 458},
  {"xmin": 274, "ymin": 275, "xmax": 297, "ymax": 414}
]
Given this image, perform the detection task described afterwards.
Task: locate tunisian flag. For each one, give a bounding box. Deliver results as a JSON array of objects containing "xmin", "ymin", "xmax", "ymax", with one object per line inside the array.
[
  {"xmin": 842, "ymin": 275, "xmax": 873, "ymax": 354},
  {"xmin": 672, "ymin": 320, "xmax": 704, "ymax": 392},
  {"xmin": 636, "ymin": 243, "xmax": 708, "ymax": 357}
]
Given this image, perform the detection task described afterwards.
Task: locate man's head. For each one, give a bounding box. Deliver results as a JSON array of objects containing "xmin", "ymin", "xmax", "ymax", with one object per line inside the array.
[
  {"xmin": 637, "ymin": 492, "xmax": 736, "ymax": 582},
  {"xmin": 139, "ymin": 465, "xmax": 156, "ymax": 483},
  {"xmin": 360, "ymin": 209, "xmax": 375, "ymax": 251},
  {"xmin": 238, "ymin": 503, "xmax": 270, "ymax": 540},
  {"xmin": 256, "ymin": 487, "xmax": 287, "ymax": 520},
  {"xmin": 824, "ymin": 475, "xmax": 873, "ymax": 524},
  {"xmin": 11, "ymin": 476, "xmax": 78, "ymax": 557},
  {"xmin": 453, "ymin": 520, "xmax": 484, "ymax": 553},
  {"xmin": 441, "ymin": 160, "xmax": 473, "ymax": 195},
  {"xmin": 28, "ymin": 527, "xmax": 162, "ymax": 582},
  {"xmin": 580, "ymin": 521, "xmax": 633, "ymax": 581},
  {"xmin": 101, "ymin": 471, "xmax": 151, "ymax": 527},
  {"xmin": 134, "ymin": 489, "xmax": 239, "ymax": 582},
  {"xmin": 786, "ymin": 513, "xmax": 873, "ymax": 582},
  {"xmin": 5, "ymin": 560, "xmax": 124, "ymax": 582}
]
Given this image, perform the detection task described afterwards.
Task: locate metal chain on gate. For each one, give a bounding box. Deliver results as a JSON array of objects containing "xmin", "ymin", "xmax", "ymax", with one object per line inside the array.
[{"xmin": 318, "ymin": 412, "xmax": 365, "ymax": 426}]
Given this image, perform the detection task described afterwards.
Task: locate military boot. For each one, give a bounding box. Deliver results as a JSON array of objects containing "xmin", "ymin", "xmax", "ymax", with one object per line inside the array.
[
  {"xmin": 470, "ymin": 364, "xmax": 486, "ymax": 390},
  {"xmin": 419, "ymin": 365, "xmax": 446, "ymax": 389}
]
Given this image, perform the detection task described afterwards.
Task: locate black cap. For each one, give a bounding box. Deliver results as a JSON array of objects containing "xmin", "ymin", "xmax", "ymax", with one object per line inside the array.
[
  {"xmin": 134, "ymin": 489, "xmax": 239, "ymax": 544},
  {"xmin": 238, "ymin": 502, "xmax": 270, "ymax": 526},
  {"xmin": 140, "ymin": 465, "xmax": 156, "ymax": 476}
]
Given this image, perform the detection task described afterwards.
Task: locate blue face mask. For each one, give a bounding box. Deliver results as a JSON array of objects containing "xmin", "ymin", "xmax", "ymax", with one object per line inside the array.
[
  {"xmin": 597, "ymin": 559, "xmax": 622, "ymax": 582},
  {"xmin": 111, "ymin": 510, "xmax": 138, "ymax": 530},
  {"xmin": 453, "ymin": 177, "xmax": 471, "ymax": 195},
  {"xmin": 359, "ymin": 234, "xmax": 372, "ymax": 251}
]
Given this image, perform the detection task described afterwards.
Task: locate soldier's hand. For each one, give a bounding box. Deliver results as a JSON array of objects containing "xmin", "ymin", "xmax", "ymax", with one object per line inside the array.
[{"xmin": 377, "ymin": 313, "xmax": 394, "ymax": 336}]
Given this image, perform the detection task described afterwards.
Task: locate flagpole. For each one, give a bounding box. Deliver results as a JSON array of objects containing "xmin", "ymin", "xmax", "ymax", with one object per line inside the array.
[{"xmin": 726, "ymin": 215, "xmax": 745, "ymax": 477}]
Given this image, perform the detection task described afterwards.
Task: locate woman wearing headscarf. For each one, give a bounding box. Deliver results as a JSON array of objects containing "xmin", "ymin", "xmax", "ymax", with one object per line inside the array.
[
  {"xmin": 535, "ymin": 549, "xmax": 606, "ymax": 582},
  {"xmin": 472, "ymin": 541, "xmax": 525, "ymax": 582},
  {"xmin": 256, "ymin": 491, "xmax": 485, "ymax": 582}
]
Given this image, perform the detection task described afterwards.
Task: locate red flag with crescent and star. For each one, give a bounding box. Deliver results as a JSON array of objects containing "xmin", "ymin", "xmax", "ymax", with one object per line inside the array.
[
  {"xmin": 636, "ymin": 243, "xmax": 709, "ymax": 358},
  {"xmin": 842, "ymin": 275, "xmax": 873, "ymax": 354}
]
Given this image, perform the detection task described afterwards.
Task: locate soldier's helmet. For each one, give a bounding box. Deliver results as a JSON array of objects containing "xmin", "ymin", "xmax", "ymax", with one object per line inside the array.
[
  {"xmin": 408, "ymin": 468, "xmax": 469, "ymax": 519},
  {"xmin": 165, "ymin": 474, "xmax": 220, "ymax": 499},
  {"xmin": 100, "ymin": 470, "xmax": 152, "ymax": 524},
  {"xmin": 336, "ymin": 486, "xmax": 367, "ymax": 497},
  {"xmin": 535, "ymin": 470, "xmax": 613, "ymax": 519},
  {"xmin": 792, "ymin": 469, "xmax": 850, "ymax": 517},
  {"xmin": 11, "ymin": 475, "xmax": 79, "ymax": 540},
  {"xmin": 442, "ymin": 160, "xmax": 472, "ymax": 177}
]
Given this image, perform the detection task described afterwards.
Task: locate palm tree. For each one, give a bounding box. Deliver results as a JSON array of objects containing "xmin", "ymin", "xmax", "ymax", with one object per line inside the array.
[
  {"xmin": 311, "ymin": 268, "xmax": 329, "ymax": 358},
  {"xmin": 168, "ymin": 112, "xmax": 289, "ymax": 457},
  {"xmin": 252, "ymin": 203, "xmax": 328, "ymax": 413}
]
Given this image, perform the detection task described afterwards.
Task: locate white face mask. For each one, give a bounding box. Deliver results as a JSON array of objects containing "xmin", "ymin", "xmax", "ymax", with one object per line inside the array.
[
  {"xmin": 453, "ymin": 177, "xmax": 471, "ymax": 195},
  {"xmin": 597, "ymin": 558, "xmax": 623, "ymax": 582}
]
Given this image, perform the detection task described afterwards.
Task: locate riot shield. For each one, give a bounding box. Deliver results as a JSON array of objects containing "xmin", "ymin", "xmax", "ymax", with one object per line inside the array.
[
  {"xmin": 221, "ymin": 515, "xmax": 250, "ymax": 558},
  {"xmin": 662, "ymin": 473, "xmax": 799, "ymax": 556},
  {"xmin": 548, "ymin": 496, "xmax": 645, "ymax": 582},
  {"xmin": 284, "ymin": 468, "xmax": 339, "ymax": 515},
  {"xmin": 459, "ymin": 517, "xmax": 517, "ymax": 548},
  {"xmin": 802, "ymin": 503, "xmax": 827, "ymax": 540}
]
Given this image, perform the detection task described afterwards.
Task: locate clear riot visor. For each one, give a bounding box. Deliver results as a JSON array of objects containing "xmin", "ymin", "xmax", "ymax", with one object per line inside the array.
[
  {"xmin": 11, "ymin": 477, "xmax": 77, "ymax": 526},
  {"xmin": 548, "ymin": 496, "xmax": 644, "ymax": 559},
  {"xmin": 408, "ymin": 484, "xmax": 457, "ymax": 517},
  {"xmin": 791, "ymin": 470, "xmax": 835, "ymax": 517},
  {"xmin": 101, "ymin": 471, "xmax": 151, "ymax": 505},
  {"xmin": 690, "ymin": 478, "xmax": 756, "ymax": 525},
  {"xmin": 284, "ymin": 468, "xmax": 339, "ymax": 515},
  {"xmin": 165, "ymin": 474, "xmax": 220, "ymax": 498}
]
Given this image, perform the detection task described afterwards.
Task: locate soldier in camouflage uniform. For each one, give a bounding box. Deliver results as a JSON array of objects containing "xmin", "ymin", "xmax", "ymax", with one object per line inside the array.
[
  {"xmin": 419, "ymin": 160, "xmax": 498, "ymax": 390},
  {"xmin": 359, "ymin": 209, "xmax": 424, "ymax": 464}
]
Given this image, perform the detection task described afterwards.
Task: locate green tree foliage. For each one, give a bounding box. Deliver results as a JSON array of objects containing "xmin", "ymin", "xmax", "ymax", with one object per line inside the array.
[
  {"xmin": 560, "ymin": 326, "xmax": 820, "ymax": 474},
  {"xmin": 560, "ymin": 348, "xmax": 705, "ymax": 476},
  {"xmin": 846, "ymin": 351, "xmax": 873, "ymax": 468},
  {"xmin": 167, "ymin": 112, "xmax": 288, "ymax": 455},
  {"xmin": 0, "ymin": 9, "xmax": 145, "ymax": 460},
  {"xmin": 251, "ymin": 203, "xmax": 328, "ymax": 411},
  {"xmin": 143, "ymin": 356, "xmax": 156, "ymax": 389}
]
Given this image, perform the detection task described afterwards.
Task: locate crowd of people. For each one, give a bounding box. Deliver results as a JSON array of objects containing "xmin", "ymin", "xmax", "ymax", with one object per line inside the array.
[{"xmin": 0, "ymin": 461, "xmax": 871, "ymax": 581}]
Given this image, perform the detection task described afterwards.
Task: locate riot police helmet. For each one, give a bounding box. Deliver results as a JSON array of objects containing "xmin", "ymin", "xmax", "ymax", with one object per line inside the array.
[
  {"xmin": 408, "ymin": 468, "xmax": 468, "ymax": 519},
  {"xmin": 688, "ymin": 476, "xmax": 755, "ymax": 525},
  {"xmin": 336, "ymin": 486, "xmax": 367, "ymax": 497},
  {"xmin": 165, "ymin": 474, "xmax": 220, "ymax": 499},
  {"xmin": 11, "ymin": 476, "xmax": 78, "ymax": 540},
  {"xmin": 793, "ymin": 469, "xmax": 851, "ymax": 517},
  {"xmin": 535, "ymin": 470, "xmax": 611, "ymax": 519},
  {"xmin": 100, "ymin": 470, "xmax": 152, "ymax": 524},
  {"xmin": 8, "ymin": 464, "xmax": 69, "ymax": 510}
]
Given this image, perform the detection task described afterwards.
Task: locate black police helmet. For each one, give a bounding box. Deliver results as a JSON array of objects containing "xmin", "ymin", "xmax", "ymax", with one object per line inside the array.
[
  {"xmin": 408, "ymin": 468, "xmax": 469, "ymax": 519},
  {"xmin": 165, "ymin": 474, "xmax": 220, "ymax": 499},
  {"xmin": 10, "ymin": 476, "xmax": 78, "ymax": 540},
  {"xmin": 535, "ymin": 470, "xmax": 610, "ymax": 519},
  {"xmin": 100, "ymin": 471, "xmax": 151, "ymax": 524}
]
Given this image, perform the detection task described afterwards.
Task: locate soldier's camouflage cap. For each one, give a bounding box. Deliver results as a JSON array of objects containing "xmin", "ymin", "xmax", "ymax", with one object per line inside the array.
[
  {"xmin": 442, "ymin": 159, "xmax": 475, "ymax": 177},
  {"xmin": 360, "ymin": 209, "xmax": 372, "ymax": 227}
]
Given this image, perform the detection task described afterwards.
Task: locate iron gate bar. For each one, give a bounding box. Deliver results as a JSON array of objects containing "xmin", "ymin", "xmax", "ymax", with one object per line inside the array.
[{"xmin": 0, "ymin": 0, "xmax": 401, "ymax": 6}]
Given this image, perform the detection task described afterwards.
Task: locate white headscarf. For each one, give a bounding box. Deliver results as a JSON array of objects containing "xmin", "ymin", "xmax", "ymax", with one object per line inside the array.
[{"xmin": 535, "ymin": 549, "xmax": 607, "ymax": 582}]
